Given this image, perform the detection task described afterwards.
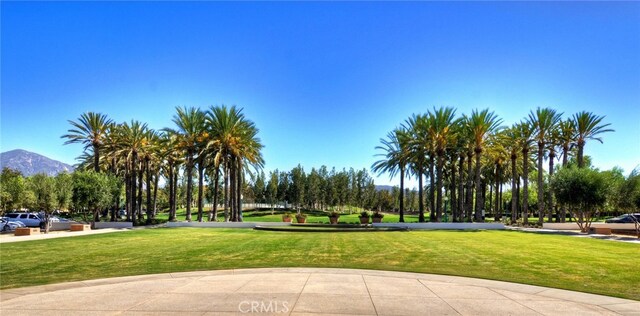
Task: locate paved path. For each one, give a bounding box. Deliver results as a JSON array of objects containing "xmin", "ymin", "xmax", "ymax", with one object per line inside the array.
[{"xmin": 1, "ymin": 268, "xmax": 637, "ymax": 315}]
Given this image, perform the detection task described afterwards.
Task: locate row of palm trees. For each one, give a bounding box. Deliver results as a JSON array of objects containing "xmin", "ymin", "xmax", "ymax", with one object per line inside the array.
[
  {"xmin": 373, "ymin": 107, "xmax": 613, "ymax": 223},
  {"xmin": 62, "ymin": 105, "xmax": 263, "ymax": 222}
]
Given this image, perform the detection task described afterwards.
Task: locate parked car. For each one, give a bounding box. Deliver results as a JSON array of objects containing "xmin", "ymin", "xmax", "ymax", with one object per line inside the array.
[
  {"xmin": 4, "ymin": 212, "xmax": 44, "ymax": 228},
  {"xmin": 605, "ymin": 213, "xmax": 640, "ymax": 223},
  {"xmin": 0, "ymin": 218, "xmax": 26, "ymax": 232}
]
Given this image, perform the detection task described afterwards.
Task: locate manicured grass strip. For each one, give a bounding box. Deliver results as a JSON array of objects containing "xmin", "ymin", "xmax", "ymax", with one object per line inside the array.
[{"xmin": 0, "ymin": 229, "xmax": 638, "ymax": 301}]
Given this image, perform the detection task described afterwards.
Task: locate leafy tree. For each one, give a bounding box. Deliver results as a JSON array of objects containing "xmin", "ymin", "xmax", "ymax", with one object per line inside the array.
[
  {"xmin": 253, "ymin": 171, "xmax": 266, "ymax": 204},
  {"xmin": 54, "ymin": 172, "xmax": 73, "ymax": 211},
  {"xmin": 0, "ymin": 168, "xmax": 25, "ymax": 212},
  {"xmin": 72, "ymin": 171, "xmax": 118, "ymax": 226},
  {"xmin": 267, "ymin": 170, "xmax": 279, "ymax": 210},
  {"xmin": 278, "ymin": 170, "xmax": 289, "ymax": 206},
  {"xmin": 27, "ymin": 173, "xmax": 57, "ymax": 232},
  {"xmin": 289, "ymin": 164, "xmax": 306, "ymax": 212},
  {"xmin": 306, "ymin": 168, "xmax": 323, "ymax": 210},
  {"xmin": 551, "ymin": 166, "xmax": 608, "ymax": 232}
]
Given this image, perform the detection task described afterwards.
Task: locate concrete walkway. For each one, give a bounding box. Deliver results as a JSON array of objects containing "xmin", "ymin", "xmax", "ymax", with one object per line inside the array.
[{"xmin": 1, "ymin": 268, "xmax": 637, "ymax": 315}]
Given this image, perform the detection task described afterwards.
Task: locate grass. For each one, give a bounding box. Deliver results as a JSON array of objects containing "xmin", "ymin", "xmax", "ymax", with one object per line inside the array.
[
  {"xmin": 152, "ymin": 208, "xmax": 611, "ymax": 224},
  {"xmin": 0, "ymin": 228, "xmax": 638, "ymax": 300},
  {"xmin": 155, "ymin": 208, "xmax": 422, "ymax": 223}
]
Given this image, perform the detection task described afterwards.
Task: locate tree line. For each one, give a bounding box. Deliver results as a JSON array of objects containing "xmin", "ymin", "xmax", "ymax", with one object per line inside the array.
[
  {"xmin": 371, "ymin": 107, "xmax": 636, "ymax": 224},
  {"xmin": 60, "ymin": 105, "xmax": 263, "ymax": 223},
  {"xmin": 247, "ymin": 166, "xmax": 397, "ymax": 213}
]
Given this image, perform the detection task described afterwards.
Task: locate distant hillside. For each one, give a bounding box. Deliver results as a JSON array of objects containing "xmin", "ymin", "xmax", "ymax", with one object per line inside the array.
[
  {"xmin": 375, "ymin": 185, "xmax": 395, "ymax": 192},
  {"xmin": 0, "ymin": 149, "xmax": 74, "ymax": 176}
]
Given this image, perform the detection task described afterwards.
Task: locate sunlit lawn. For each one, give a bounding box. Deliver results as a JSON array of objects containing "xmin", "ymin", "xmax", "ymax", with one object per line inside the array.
[
  {"xmin": 155, "ymin": 208, "xmax": 423, "ymax": 223},
  {"xmin": 1, "ymin": 228, "xmax": 638, "ymax": 300}
]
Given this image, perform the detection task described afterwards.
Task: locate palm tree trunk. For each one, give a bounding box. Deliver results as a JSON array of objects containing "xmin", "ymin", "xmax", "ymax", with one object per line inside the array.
[
  {"xmin": 94, "ymin": 145, "xmax": 100, "ymax": 173},
  {"xmin": 548, "ymin": 151, "xmax": 555, "ymax": 222},
  {"xmin": 466, "ymin": 152, "xmax": 474, "ymax": 222},
  {"xmin": 429, "ymin": 156, "xmax": 436, "ymax": 222},
  {"xmin": 185, "ymin": 153, "xmax": 193, "ymax": 221},
  {"xmin": 152, "ymin": 172, "xmax": 159, "ymax": 218},
  {"xmin": 488, "ymin": 181, "xmax": 493, "ymax": 219},
  {"xmin": 561, "ymin": 145, "xmax": 569, "ymax": 223},
  {"xmin": 237, "ymin": 163, "xmax": 243, "ymax": 222},
  {"xmin": 399, "ymin": 167, "xmax": 405, "ymax": 223},
  {"xmin": 130, "ymin": 154, "xmax": 137, "ymax": 222},
  {"xmin": 499, "ymin": 182, "xmax": 503, "ymax": 220},
  {"xmin": 224, "ymin": 164, "xmax": 230, "ymax": 222},
  {"xmin": 197, "ymin": 160, "xmax": 204, "ymax": 222},
  {"xmin": 209, "ymin": 166, "xmax": 220, "ymax": 221},
  {"xmin": 436, "ymin": 154, "xmax": 444, "ymax": 222},
  {"xmin": 451, "ymin": 161, "xmax": 458, "ymax": 223},
  {"xmin": 522, "ymin": 149, "xmax": 530, "ymax": 225},
  {"xmin": 494, "ymin": 163, "xmax": 500, "ymax": 222},
  {"xmin": 230, "ymin": 164, "xmax": 237, "ymax": 221},
  {"xmin": 172, "ymin": 166, "xmax": 178, "ymax": 220},
  {"xmin": 145, "ymin": 158, "xmax": 152, "ymax": 224},
  {"xmin": 577, "ymin": 141, "xmax": 585, "ymax": 168},
  {"xmin": 562, "ymin": 145, "xmax": 569, "ymax": 166},
  {"xmin": 137, "ymin": 166, "xmax": 143, "ymax": 221},
  {"xmin": 537, "ymin": 142, "xmax": 545, "ymax": 225},
  {"xmin": 458, "ymin": 155, "xmax": 465, "ymax": 222},
  {"xmin": 511, "ymin": 155, "xmax": 517, "ymax": 223},
  {"xmin": 474, "ymin": 150, "xmax": 483, "ymax": 222},
  {"xmin": 516, "ymin": 176, "xmax": 521, "ymax": 219},
  {"xmin": 418, "ymin": 167, "xmax": 425, "ymax": 222}
]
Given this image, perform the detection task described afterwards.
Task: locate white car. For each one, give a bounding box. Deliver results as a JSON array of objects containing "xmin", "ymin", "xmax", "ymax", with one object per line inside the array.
[{"xmin": 0, "ymin": 218, "xmax": 26, "ymax": 232}]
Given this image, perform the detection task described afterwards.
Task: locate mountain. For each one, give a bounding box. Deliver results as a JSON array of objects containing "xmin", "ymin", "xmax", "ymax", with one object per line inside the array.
[
  {"xmin": 375, "ymin": 185, "xmax": 395, "ymax": 192},
  {"xmin": 0, "ymin": 149, "xmax": 75, "ymax": 176}
]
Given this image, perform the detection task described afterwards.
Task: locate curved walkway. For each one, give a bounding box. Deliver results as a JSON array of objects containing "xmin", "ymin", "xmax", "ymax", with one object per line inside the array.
[{"xmin": 1, "ymin": 268, "xmax": 638, "ymax": 315}]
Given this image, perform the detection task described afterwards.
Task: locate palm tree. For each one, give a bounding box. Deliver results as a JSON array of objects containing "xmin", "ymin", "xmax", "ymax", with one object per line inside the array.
[
  {"xmin": 429, "ymin": 107, "xmax": 457, "ymax": 222},
  {"xmin": 501, "ymin": 126, "xmax": 520, "ymax": 223},
  {"xmin": 515, "ymin": 121, "xmax": 535, "ymax": 224},
  {"xmin": 404, "ymin": 114, "xmax": 429, "ymax": 222},
  {"xmin": 166, "ymin": 106, "xmax": 206, "ymax": 222},
  {"xmin": 206, "ymin": 105, "xmax": 264, "ymax": 222},
  {"xmin": 159, "ymin": 130, "xmax": 181, "ymax": 221},
  {"xmin": 62, "ymin": 112, "xmax": 113, "ymax": 172},
  {"xmin": 486, "ymin": 133, "xmax": 508, "ymax": 221},
  {"xmin": 558, "ymin": 119, "xmax": 576, "ymax": 167},
  {"xmin": 372, "ymin": 128, "xmax": 411, "ymax": 222},
  {"xmin": 140, "ymin": 129, "xmax": 161, "ymax": 223},
  {"xmin": 528, "ymin": 107, "xmax": 562, "ymax": 224},
  {"xmin": 556, "ymin": 119, "xmax": 576, "ymax": 222},
  {"xmin": 467, "ymin": 109, "xmax": 503, "ymax": 222},
  {"xmin": 546, "ymin": 127, "xmax": 561, "ymax": 222},
  {"xmin": 572, "ymin": 111, "xmax": 614, "ymax": 168},
  {"xmin": 112, "ymin": 120, "xmax": 149, "ymax": 222}
]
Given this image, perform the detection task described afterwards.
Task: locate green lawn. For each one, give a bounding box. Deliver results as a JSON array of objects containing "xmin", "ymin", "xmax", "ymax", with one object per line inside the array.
[
  {"xmin": 0, "ymin": 228, "xmax": 638, "ymax": 300},
  {"xmin": 152, "ymin": 208, "xmax": 609, "ymax": 224},
  {"xmin": 155, "ymin": 208, "xmax": 423, "ymax": 223}
]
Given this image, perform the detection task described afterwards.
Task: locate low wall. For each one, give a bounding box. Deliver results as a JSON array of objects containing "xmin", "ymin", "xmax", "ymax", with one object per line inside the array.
[
  {"xmin": 50, "ymin": 222, "xmax": 73, "ymax": 231},
  {"xmin": 543, "ymin": 223, "xmax": 637, "ymax": 230},
  {"xmin": 373, "ymin": 223, "xmax": 505, "ymax": 230},
  {"xmin": 94, "ymin": 222, "xmax": 134, "ymax": 229},
  {"xmin": 166, "ymin": 222, "xmax": 292, "ymax": 228}
]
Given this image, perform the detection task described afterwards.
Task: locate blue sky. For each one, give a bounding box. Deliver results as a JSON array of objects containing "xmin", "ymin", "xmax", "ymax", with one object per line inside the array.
[{"xmin": 1, "ymin": 1, "xmax": 639, "ymax": 187}]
